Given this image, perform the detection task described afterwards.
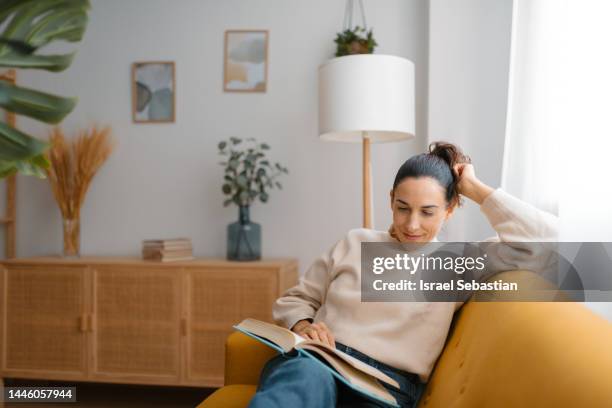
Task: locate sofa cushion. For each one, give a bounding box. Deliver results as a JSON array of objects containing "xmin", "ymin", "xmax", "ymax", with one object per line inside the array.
[
  {"xmin": 418, "ymin": 299, "xmax": 612, "ymax": 408},
  {"xmin": 196, "ymin": 384, "xmax": 257, "ymax": 408}
]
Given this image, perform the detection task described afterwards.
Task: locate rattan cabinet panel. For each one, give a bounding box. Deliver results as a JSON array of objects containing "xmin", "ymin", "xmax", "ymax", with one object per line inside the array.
[
  {"xmin": 91, "ymin": 266, "xmax": 181, "ymax": 382},
  {"xmin": 3, "ymin": 265, "xmax": 88, "ymax": 376},
  {"xmin": 185, "ymin": 268, "xmax": 283, "ymax": 385},
  {"xmin": 0, "ymin": 258, "xmax": 297, "ymax": 388},
  {"xmin": 190, "ymin": 268, "xmax": 277, "ymax": 324}
]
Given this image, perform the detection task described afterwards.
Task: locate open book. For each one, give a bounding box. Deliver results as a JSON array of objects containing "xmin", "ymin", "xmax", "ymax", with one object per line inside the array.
[{"xmin": 234, "ymin": 318, "xmax": 400, "ymax": 407}]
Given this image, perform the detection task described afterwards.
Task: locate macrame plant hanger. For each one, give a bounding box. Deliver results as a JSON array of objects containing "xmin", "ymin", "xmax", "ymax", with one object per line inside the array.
[{"xmin": 343, "ymin": 0, "xmax": 368, "ymax": 31}]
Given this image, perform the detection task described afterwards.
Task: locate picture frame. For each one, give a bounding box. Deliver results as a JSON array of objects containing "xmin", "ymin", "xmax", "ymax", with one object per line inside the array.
[
  {"xmin": 132, "ymin": 61, "xmax": 175, "ymax": 123},
  {"xmin": 223, "ymin": 30, "xmax": 269, "ymax": 93}
]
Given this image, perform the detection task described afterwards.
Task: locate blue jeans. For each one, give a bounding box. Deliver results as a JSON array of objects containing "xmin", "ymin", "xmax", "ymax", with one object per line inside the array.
[{"xmin": 248, "ymin": 342, "xmax": 425, "ymax": 408}]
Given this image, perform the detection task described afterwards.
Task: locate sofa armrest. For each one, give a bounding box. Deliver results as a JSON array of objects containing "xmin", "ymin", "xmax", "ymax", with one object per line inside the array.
[{"xmin": 225, "ymin": 331, "xmax": 278, "ymax": 385}]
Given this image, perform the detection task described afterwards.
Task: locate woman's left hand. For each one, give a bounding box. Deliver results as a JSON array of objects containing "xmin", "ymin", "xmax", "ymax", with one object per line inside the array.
[
  {"xmin": 453, "ymin": 162, "xmax": 478, "ymax": 195},
  {"xmin": 453, "ymin": 162, "xmax": 495, "ymax": 205}
]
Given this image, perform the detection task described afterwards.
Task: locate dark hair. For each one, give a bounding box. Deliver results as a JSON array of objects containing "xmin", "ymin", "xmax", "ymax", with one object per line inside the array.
[{"xmin": 392, "ymin": 142, "xmax": 471, "ymax": 209}]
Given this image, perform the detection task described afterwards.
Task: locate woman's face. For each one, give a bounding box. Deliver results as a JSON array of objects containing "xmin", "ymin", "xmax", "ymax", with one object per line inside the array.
[{"xmin": 389, "ymin": 177, "xmax": 453, "ymax": 243}]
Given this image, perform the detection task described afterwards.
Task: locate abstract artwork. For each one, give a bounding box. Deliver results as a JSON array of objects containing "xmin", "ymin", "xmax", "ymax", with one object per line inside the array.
[
  {"xmin": 132, "ymin": 61, "xmax": 175, "ymax": 123},
  {"xmin": 224, "ymin": 30, "xmax": 268, "ymax": 92}
]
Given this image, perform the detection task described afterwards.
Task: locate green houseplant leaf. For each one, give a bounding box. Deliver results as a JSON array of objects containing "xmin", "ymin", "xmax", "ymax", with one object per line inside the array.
[
  {"xmin": 0, "ymin": 51, "xmax": 76, "ymax": 72},
  {"xmin": 0, "ymin": 80, "xmax": 76, "ymax": 123},
  {"xmin": 0, "ymin": 121, "xmax": 48, "ymax": 160},
  {"xmin": 218, "ymin": 137, "xmax": 288, "ymax": 207},
  {"xmin": 0, "ymin": 0, "xmax": 91, "ymax": 179}
]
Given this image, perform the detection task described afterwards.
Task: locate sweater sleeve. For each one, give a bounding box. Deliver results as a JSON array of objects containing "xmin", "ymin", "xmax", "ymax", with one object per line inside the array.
[
  {"xmin": 272, "ymin": 235, "xmax": 349, "ymax": 330},
  {"xmin": 475, "ymin": 188, "xmax": 559, "ymax": 277},
  {"xmin": 480, "ymin": 188, "xmax": 558, "ymax": 242}
]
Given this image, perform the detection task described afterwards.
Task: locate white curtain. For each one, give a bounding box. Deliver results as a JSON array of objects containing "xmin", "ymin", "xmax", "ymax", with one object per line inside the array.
[
  {"xmin": 504, "ymin": 0, "xmax": 612, "ymax": 320},
  {"xmin": 504, "ymin": 0, "xmax": 612, "ymax": 236},
  {"xmin": 501, "ymin": 0, "xmax": 568, "ymax": 215}
]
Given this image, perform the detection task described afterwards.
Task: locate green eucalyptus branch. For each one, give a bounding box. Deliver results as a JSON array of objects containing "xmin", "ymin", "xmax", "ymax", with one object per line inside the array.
[{"xmin": 218, "ymin": 137, "xmax": 288, "ymax": 207}]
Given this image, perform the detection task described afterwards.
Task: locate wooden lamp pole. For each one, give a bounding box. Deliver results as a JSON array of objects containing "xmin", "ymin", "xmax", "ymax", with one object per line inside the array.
[{"xmin": 362, "ymin": 133, "xmax": 372, "ymax": 229}]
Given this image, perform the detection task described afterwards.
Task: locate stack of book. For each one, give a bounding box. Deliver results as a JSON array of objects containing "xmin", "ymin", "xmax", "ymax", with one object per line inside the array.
[{"xmin": 142, "ymin": 238, "xmax": 194, "ymax": 262}]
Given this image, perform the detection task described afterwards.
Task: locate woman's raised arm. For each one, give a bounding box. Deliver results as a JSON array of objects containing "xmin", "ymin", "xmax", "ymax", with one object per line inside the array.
[{"xmin": 454, "ymin": 163, "xmax": 558, "ymax": 241}]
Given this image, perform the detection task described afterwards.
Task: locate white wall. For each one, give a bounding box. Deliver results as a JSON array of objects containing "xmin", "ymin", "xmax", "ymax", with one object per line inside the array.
[
  {"xmin": 428, "ymin": 0, "xmax": 513, "ymax": 241},
  {"xmin": 0, "ymin": 0, "xmax": 429, "ymax": 274}
]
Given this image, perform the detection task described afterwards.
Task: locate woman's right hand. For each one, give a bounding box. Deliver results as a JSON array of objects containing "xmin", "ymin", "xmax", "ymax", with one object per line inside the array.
[{"xmin": 291, "ymin": 319, "xmax": 336, "ymax": 348}]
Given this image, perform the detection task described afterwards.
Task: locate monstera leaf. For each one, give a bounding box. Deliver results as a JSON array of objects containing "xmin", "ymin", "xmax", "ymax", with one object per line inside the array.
[{"xmin": 0, "ymin": 0, "xmax": 90, "ymax": 179}]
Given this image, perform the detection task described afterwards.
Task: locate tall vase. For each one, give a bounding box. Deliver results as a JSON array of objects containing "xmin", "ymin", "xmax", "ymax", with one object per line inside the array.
[
  {"xmin": 62, "ymin": 216, "xmax": 80, "ymax": 258},
  {"xmin": 227, "ymin": 205, "xmax": 261, "ymax": 261}
]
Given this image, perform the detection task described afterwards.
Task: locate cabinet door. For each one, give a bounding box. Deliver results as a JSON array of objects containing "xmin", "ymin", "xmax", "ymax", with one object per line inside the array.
[
  {"xmin": 2, "ymin": 265, "xmax": 88, "ymax": 378},
  {"xmin": 91, "ymin": 266, "xmax": 181, "ymax": 384},
  {"xmin": 185, "ymin": 267, "xmax": 277, "ymax": 386}
]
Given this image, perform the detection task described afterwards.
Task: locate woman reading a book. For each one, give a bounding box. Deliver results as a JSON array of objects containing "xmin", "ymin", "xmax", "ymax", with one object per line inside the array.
[{"xmin": 248, "ymin": 142, "xmax": 558, "ymax": 408}]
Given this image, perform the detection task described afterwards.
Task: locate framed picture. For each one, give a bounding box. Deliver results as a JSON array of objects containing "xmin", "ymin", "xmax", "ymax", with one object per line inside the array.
[
  {"xmin": 224, "ymin": 30, "xmax": 269, "ymax": 93},
  {"xmin": 132, "ymin": 61, "xmax": 175, "ymax": 123}
]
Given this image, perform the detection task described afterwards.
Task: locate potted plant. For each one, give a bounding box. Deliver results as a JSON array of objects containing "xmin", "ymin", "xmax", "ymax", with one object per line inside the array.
[
  {"xmin": 46, "ymin": 126, "xmax": 115, "ymax": 257},
  {"xmin": 334, "ymin": 26, "xmax": 377, "ymax": 57},
  {"xmin": 218, "ymin": 137, "xmax": 288, "ymax": 261}
]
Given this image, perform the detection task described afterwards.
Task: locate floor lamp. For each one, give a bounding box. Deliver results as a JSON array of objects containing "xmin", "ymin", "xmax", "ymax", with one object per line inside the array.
[{"xmin": 318, "ymin": 54, "xmax": 416, "ymax": 228}]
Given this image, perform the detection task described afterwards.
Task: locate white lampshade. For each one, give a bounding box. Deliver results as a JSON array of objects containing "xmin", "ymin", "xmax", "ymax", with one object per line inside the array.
[{"xmin": 318, "ymin": 54, "xmax": 415, "ymax": 143}]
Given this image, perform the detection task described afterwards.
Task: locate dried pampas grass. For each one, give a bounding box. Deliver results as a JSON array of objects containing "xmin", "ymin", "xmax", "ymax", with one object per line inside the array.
[{"xmin": 46, "ymin": 126, "xmax": 115, "ymax": 220}]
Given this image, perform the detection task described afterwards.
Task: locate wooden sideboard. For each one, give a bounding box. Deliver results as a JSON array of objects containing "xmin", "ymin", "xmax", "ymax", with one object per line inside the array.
[{"xmin": 0, "ymin": 257, "xmax": 298, "ymax": 389}]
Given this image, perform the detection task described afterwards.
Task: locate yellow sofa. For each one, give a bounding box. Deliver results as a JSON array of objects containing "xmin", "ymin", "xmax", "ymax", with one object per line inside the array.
[{"xmin": 198, "ymin": 271, "xmax": 612, "ymax": 408}]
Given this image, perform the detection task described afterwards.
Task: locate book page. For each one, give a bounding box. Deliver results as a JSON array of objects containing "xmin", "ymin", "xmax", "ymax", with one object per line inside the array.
[
  {"xmin": 291, "ymin": 330, "xmax": 307, "ymax": 345},
  {"xmin": 299, "ymin": 345, "xmax": 397, "ymax": 406},
  {"xmin": 297, "ymin": 342, "xmax": 400, "ymax": 389},
  {"xmin": 236, "ymin": 318, "xmax": 301, "ymax": 352},
  {"xmin": 237, "ymin": 318, "xmax": 400, "ymax": 389}
]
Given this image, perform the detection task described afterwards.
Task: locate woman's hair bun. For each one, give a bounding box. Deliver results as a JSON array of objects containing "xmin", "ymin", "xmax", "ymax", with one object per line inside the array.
[
  {"xmin": 429, "ymin": 141, "xmax": 471, "ymax": 208},
  {"xmin": 428, "ymin": 142, "xmax": 471, "ymax": 170}
]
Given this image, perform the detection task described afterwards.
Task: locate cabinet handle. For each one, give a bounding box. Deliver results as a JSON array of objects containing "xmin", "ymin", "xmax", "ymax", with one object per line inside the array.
[{"xmin": 180, "ymin": 318, "xmax": 187, "ymax": 336}]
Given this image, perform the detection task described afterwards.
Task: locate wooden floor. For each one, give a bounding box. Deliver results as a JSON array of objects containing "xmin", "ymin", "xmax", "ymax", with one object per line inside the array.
[{"xmin": 3, "ymin": 379, "xmax": 215, "ymax": 407}]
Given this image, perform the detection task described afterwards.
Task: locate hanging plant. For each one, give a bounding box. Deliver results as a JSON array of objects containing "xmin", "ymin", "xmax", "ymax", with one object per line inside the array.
[
  {"xmin": 334, "ymin": 0, "xmax": 377, "ymax": 57},
  {"xmin": 334, "ymin": 26, "xmax": 377, "ymax": 57}
]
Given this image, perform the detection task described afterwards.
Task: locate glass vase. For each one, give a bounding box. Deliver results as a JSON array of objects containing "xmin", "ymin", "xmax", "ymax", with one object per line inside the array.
[
  {"xmin": 63, "ymin": 216, "xmax": 80, "ymax": 258},
  {"xmin": 227, "ymin": 205, "xmax": 261, "ymax": 261}
]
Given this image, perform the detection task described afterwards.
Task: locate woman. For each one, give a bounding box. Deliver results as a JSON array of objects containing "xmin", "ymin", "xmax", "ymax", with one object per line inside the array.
[{"xmin": 248, "ymin": 142, "xmax": 558, "ymax": 408}]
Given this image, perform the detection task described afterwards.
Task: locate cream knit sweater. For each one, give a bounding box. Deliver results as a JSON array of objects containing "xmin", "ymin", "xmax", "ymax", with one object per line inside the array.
[{"xmin": 273, "ymin": 188, "xmax": 558, "ymax": 382}]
